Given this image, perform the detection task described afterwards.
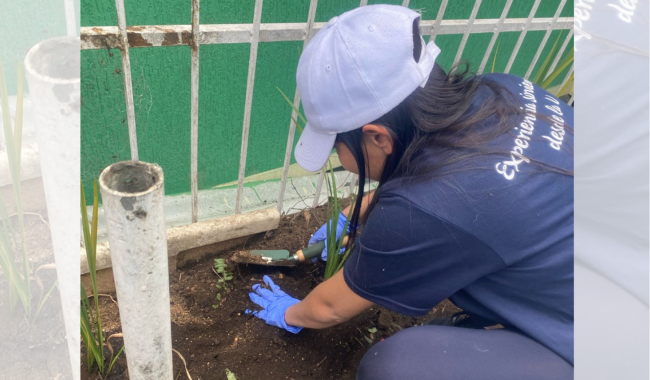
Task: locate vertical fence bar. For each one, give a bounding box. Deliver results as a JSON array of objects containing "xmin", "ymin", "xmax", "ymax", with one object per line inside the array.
[
  {"xmin": 524, "ymin": 0, "xmax": 567, "ymax": 79},
  {"xmin": 429, "ymin": 0, "xmax": 449, "ymax": 43},
  {"xmin": 64, "ymin": 0, "xmax": 76, "ymax": 37},
  {"xmin": 504, "ymin": 0, "xmax": 541, "ymax": 74},
  {"xmin": 401, "ymin": 0, "xmax": 410, "ymax": 7},
  {"xmin": 312, "ymin": 171, "xmax": 325, "ymax": 208},
  {"xmin": 235, "ymin": 0, "xmax": 263, "ymax": 214},
  {"xmin": 115, "ymin": 0, "xmax": 139, "ymax": 161},
  {"xmin": 546, "ymin": 28, "xmax": 574, "ymax": 79},
  {"xmin": 359, "ymin": 0, "xmax": 368, "ymax": 6},
  {"xmin": 556, "ymin": 63, "xmax": 573, "ymax": 96},
  {"xmin": 277, "ymin": 0, "xmax": 318, "ymax": 213},
  {"xmin": 477, "ymin": 0, "xmax": 513, "ymax": 74},
  {"xmin": 453, "ymin": 0, "xmax": 483, "ymax": 66},
  {"xmin": 190, "ymin": 0, "xmax": 200, "ymax": 223}
]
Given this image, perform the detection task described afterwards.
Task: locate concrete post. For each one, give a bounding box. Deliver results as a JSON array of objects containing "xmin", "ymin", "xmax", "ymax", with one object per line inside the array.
[
  {"xmin": 99, "ymin": 161, "xmax": 173, "ymax": 380},
  {"xmin": 24, "ymin": 36, "xmax": 80, "ymax": 380}
]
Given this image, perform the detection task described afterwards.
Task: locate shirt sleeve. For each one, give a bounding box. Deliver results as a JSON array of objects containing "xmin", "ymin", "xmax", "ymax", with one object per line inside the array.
[{"xmin": 343, "ymin": 193, "xmax": 507, "ymax": 316}]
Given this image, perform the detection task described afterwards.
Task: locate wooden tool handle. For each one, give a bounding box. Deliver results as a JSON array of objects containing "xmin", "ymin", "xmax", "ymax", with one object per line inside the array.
[{"xmin": 295, "ymin": 236, "xmax": 349, "ymax": 262}]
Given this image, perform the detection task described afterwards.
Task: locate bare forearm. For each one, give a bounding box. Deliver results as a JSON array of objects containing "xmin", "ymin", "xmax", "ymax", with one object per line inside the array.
[
  {"xmin": 284, "ymin": 269, "xmax": 374, "ymax": 329},
  {"xmin": 285, "ymin": 282, "xmax": 346, "ymax": 329}
]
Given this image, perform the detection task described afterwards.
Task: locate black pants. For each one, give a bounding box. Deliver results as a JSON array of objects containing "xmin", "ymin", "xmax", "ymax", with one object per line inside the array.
[{"xmin": 357, "ymin": 325, "xmax": 573, "ymax": 380}]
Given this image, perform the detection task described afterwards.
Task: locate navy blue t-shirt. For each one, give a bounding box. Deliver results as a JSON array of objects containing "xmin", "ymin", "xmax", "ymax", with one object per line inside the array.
[{"xmin": 344, "ymin": 73, "xmax": 574, "ymax": 364}]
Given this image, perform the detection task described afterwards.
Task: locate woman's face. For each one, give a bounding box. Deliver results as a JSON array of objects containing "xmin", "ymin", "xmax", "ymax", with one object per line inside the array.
[
  {"xmin": 335, "ymin": 125, "xmax": 394, "ymax": 181},
  {"xmin": 334, "ymin": 141, "xmax": 360, "ymax": 174}
]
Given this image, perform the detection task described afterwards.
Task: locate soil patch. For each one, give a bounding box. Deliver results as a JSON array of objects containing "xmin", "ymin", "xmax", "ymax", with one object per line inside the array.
[{"xmin": 81, "ymin": 205, "xmax": 461, "ymax": 380}]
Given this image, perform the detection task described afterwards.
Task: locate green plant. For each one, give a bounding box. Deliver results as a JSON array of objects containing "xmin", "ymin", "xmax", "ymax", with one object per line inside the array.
[
  {"xmin": 530, "ymin": 30, "xmax": 574, "ymax": 96},
  {"xmin": 278, "ymin": 88, "xmax": 355, "ymax": 280},
  {"xmin": 0, "ymin": 58, "xmax": 57, "ymax": 320},
  {"xmin": 490, "ymin": 38, "xmax": 501, "ymax": 73},
  {"xmin": 322, "ymin": 160, "xmax": 354, "ymax": 280},
  {"xmin": 80, "ymin": 179, "xmax": 124, "ymax": 377},
  {"xmin": 212, "ymin": 258, "xmax": 233, "ymax": 308},
  {"xmin": 226, "ymin": 368, "xmax": 237, "ymax": 380},
  {"xmin": 489, "ymin": 32, "xmax": 573, "ymax": 99}
]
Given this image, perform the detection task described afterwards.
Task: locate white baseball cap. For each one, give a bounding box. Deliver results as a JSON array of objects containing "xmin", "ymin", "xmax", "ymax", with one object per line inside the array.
[{"xmin": 294, "ymin": 4, "xmax": 441, "ymax": 172}]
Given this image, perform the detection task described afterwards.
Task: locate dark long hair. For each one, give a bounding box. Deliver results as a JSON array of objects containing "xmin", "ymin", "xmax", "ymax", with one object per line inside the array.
[{"xmin": 337, "ymin": 59, "xmax": 573, "ymax": 246}]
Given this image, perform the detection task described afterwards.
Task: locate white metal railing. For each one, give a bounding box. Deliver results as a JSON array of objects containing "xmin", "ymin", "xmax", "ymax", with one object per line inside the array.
[{"xmin": 81, "ymin": 0, "xmax": 574, "ymax": 222}]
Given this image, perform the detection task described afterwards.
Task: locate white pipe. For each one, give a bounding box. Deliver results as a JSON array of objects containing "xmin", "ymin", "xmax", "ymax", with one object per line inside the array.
[
  {"xmin": 24, "ymin": 36, "xmax": 80, "ymax": 380},
  {"xmin": 99, "ymin": 161, "xmax": 173, "ymax": 380}
]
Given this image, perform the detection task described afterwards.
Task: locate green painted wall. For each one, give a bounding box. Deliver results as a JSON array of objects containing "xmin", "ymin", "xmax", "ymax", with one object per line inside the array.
[{"xmin": 81, "ymin": 0, "xmax": 574, "ymax": 201}]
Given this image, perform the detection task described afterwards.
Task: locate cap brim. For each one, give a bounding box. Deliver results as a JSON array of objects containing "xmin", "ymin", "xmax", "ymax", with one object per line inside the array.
[{"xmin": 294, "ymin": 123, "xmax": 337, "ymax": 172}]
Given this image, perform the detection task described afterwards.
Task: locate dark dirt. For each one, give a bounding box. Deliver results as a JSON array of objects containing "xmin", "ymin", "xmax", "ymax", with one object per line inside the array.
[
  {"xmin": 0, "ymin": 204, "xmax": 69, "ymax": 379},
  {"xmin": 101, "ymin": 161, "xmax": 162, "ymax": 194},
  {"xmin": 81, "ymin": 205, "xmax": 461, "ymax": 380}
]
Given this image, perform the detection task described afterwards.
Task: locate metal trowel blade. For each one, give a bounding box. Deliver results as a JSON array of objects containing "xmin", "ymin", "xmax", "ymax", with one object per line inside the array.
[
  {"xmin": 231, "ymin": 249, "xmax": 297, "ymax": 267},
  {"xmin": 250, "ymin": 249, "xmax": 291, "ymax": 261}
]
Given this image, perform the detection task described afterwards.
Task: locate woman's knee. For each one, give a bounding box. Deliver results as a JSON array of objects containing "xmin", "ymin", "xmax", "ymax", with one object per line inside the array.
[{"xmin": 357, "ymin": 327, "xmax": 429, "ymax": 380}]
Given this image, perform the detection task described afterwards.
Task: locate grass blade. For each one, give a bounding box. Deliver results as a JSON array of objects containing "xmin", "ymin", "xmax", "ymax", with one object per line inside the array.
[
  {"xmin": 491, "ymin": 38, "xmax": 501, "ymax": 73},
  {"xmin": 0, "ymin": 58, "xmax": 13, "ymax": 150},
  {"xmin": 81, "ymin": 284, "xmax": 99, "ymax": 371},
  {"xmin": 540, "ymin": 49, "xmax": 573, "ymax": 89},
  {"xmin": 14, "ymin": 64, "xmax": 23, "ymax": 172},
  {"xmin": 34, "ymin": 279, "xmax": 58, "ymax": 320},
  {"xmin": 107, "ymin": 346, "xmax": 125, "ymax": 376},
  {"xmin": 532, "ymin": 30, "xmax": 563, "ymax": 86},
  {"xmin": 0, "ymin": 58, "xmax": 32, "ymax": 316},
  {"xmin": 277, "ymin": 87, "xmax": 307, "ymax": 131},
  {"xmin": 556, "ymin": 72, "xmax": 574, "ymax": 97}
]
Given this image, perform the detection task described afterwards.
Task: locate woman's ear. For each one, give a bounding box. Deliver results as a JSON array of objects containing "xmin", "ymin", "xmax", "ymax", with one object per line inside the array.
[{"xmin": 361, "ymin": 124, "xmax": 394, "ymax": 155}]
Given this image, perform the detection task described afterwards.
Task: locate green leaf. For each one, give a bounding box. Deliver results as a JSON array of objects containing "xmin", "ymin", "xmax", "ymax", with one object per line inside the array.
[
  {"xmin": 367, "ymin": 327, "xmax": 377, "ymax": 334},
  {"xmin": 107, "ymin": 345, "xmax": 125, "ymax": 376},
  {"xmin": 556, "ymin": 72, "xmax": 574, "ymax": 98},
  {"xmin": 540, "ymin": 49, "xmax": 573, "ymax": 89},
  {"xmin": 226, "ymin": 368, "xmax": 237, "ymax": 380},
  {"xmin": 277, "ymin": 87, "xmax": 306, "ymax": 132},
  {"xmin": 491, "ymin": 38, "xmax": 501, "ymax": 74},
  {"xmin": 34, "ymin": 279, "xmax": 58, "ymax": 320},
  {"xmin": 531, "ymin": 30, "xmax": 564, "ymax": 85},
  {"xmin": 0, "ymin": 58, "xmax": 31, "ymax": 316}
]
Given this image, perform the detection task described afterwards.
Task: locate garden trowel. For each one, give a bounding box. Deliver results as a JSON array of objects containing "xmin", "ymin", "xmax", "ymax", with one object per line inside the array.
[
  {"xmin": 231, "ymin": 241, "xmax": 325, "ymax": 267},
  {"xmin": 232, "ymin": 236, "xmax": 349, "ymax": 267}
]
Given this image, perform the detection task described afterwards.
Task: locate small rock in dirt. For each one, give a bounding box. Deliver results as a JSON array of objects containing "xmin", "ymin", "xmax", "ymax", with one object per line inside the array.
[
  {"xmin": 378, "ymin": 310, "xmax": 394, "ymax": 329},
  {"xmin": 264, "ymin": 230, "xmax": 275, "ymax": 239},
  {"xmin": 213, "ymin": 338, "xmax": 221, "ymax": 346}
]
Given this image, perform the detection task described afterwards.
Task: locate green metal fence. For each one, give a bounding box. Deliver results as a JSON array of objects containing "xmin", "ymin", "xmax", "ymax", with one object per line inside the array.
[{"xmin": 80, "ymin": 0, "xmax": 574, "ymax": 215}]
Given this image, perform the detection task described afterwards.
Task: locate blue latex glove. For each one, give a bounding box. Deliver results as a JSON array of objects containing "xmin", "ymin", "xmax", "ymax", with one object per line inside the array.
[
  {"xmin": 245, "ymin": 275, "xmax": 302, "ymax": 334},
  {"xmin": 309, "ymin": 211, "xmax": 350, "ymax": 261}
]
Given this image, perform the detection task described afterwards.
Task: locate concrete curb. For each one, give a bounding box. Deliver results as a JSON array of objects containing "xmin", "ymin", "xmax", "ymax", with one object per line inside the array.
[{"xmin": 80, "ymin": 206, "xmax": 280, "ymax": 274}]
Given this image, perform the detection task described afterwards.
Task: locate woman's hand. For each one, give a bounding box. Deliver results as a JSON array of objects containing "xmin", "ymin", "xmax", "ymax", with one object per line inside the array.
[
  {"xmin": 309, "ymin": 211, "xmax": 350, "ymax": 261},
  {"xmin": 245, "ymin": 276, "xmax": 303, "ymax": 333}
]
